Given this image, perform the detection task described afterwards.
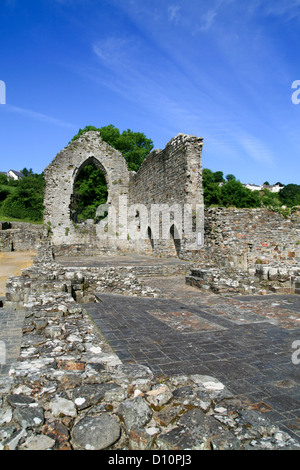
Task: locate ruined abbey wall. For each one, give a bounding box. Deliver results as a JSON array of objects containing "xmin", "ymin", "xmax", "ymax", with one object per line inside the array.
[
  {"xmin": 129, "ymin": 134, "xmax": 203, "ymax": 205},
  {"xmin": 10, "ymin": 130, "xmax": 298, "ymax": 271},
  {"xmin": 43, "ymin": 132, "xmax": 205, "ymax": 259},
  {"xmin": 43, "ymin": 131, "xmax": 130, "ymax": 250},
  {"xmin": 202, "ymin": 207, "xmax": 300, "ymax": 269},
  {"xmin": 128, "ymin": 133, "xmax": 204, "ymax": 258}
]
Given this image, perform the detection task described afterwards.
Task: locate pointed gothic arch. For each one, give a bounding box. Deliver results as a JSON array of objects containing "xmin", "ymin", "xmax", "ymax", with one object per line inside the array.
[{"xmin": 43, "ymin": 131, "xmax": 129, "ymax": 245}]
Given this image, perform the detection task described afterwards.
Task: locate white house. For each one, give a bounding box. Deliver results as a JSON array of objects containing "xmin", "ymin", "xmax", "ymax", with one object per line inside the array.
[
  {"xmin": 7, "ymin": 170, "xmax": 24, "ymax": 180},
  {"xmin": 262, "ymin": 183, "xmax": 283, "ymax": 193},
  {"xmin": 244, "ymin": 183, "xmax": 262, "ymax": 192},
  {"xmin": 244, "ymin": 183, "xmax": 284, "ymax": 193}
]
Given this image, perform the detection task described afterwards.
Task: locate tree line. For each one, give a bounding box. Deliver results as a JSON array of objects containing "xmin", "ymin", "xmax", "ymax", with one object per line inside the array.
[
  {"xmin": 0, "ymin": 125, "xmax": 299, "ymax": 223},
  {"xmin": 202, "ymin": 169, "xmax": 300, "ymax": 210}
]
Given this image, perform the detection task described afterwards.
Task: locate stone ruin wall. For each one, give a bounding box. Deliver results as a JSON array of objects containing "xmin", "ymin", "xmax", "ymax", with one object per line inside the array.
[
  {"xmin": 1, "ymin": 129, "xmax": 300, "ymax": 290},
  {"xmin": 43, "ymin": 131, "xmax": 130, "ymax": 253},
  {"xmin": 202, "ymin": 207, "xmax": 300, "ymax": 269},
  {"xmin": 185, "ymin": 207, "xmax": 300, "ymax": 295},
  {"xmin": 0, "ymin": 221, "xmax": 43, "ymax": 252},
  {"xmin": 43, "ymin": 131, "xmax": 205, "ymax": 259},
  {"xmin": 128, "ymin": 133, "xmax": 204, "ymax": 258}
]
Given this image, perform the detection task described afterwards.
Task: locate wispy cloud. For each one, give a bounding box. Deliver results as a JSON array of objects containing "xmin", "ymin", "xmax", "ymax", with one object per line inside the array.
[
  {"xmin": 167, "ymin": 5, "xmax": 181, "ymax": 25},
  {"xmin": 5, "ymin": 104, "xmax": 76, "ymax": 128},
  {"xmin": 93, "ymin": 36, "xmax": 136, "ymax": 68},
  {"xmin": 237, "ymin": 133, "xmax": 275, "ymax": 166},
  {"xmin": 262, "ymin": 0, "xmax": 300, "ymax": 20},
  {"xmin": 196, "ymin": 9, "xmax": 218, "ymax": 33}
]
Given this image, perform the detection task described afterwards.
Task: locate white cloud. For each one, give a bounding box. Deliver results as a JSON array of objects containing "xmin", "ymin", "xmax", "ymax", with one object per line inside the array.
[
  {"xmin": 93, "ymin": 35, "xmax": 137, "ymax": 68},
  {"xmin": 262, "ymin": 0, "xmax": 300, "ymax": 20},
  {"xmin": 6, "ymin": 104, "xmax": 76, "ymax": 128},
  {"xmin": 197, "ymin": 9, "xmax": 218, "ymax": 32},
  {"xmin": 237, "ymin": 133, "xmax": 275, "ymax": 166},
  {"xmin": 167, "ymin": 5, "xmax": 181, "ymax": 25}
]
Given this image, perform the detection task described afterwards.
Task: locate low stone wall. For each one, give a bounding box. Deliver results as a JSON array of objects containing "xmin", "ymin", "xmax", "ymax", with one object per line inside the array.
[
  {"xmin": 0, "ymin": 222, "xmax": 43, "ymax": 252},
  {"xmin": 202, "ymin": 207, "xmax": 300, "ymax": 269},
  {"xmin": 186, "ymin": 265, "xmax": 300, "ymax": 295},
  {"xmin": 47, "ymin": 207, "xmax": 300, "ymax": 266},
  {"xmin": 5, "ymin": 242, "xmax": 161, "ymax": 308}
]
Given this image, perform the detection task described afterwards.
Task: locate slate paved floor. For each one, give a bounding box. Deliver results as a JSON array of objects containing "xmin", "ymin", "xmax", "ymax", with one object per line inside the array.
[
  {"xmin": 1, "ymin": 250, "xmax": 300, "ymax": 441},
  {"xmin": 84, "ymin": 276, "xmax": 300, "ymax": 440}
]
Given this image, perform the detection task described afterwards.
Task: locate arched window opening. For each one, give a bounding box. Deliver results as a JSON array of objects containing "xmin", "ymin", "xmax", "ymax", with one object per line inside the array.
[
  {"xmin": 170, "ymin": 224, "xmax": 181, "ymax": 257},
  {"xmin": 147, "ymin": 226, "xmax": 154, "ymax": 251},
  {"xmin": 70, "ymin": 160, "xmax": 108, "ymax": 223}
]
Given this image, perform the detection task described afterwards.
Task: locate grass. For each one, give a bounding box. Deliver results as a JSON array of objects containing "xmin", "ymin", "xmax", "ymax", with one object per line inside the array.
[{"xmin": 0, "ymin": 212, "xmax": 43, "ymax": 225}]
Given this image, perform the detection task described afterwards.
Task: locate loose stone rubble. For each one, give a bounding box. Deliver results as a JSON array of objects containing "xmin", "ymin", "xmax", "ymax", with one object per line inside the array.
[
  {"xmin": 186, "ymin": 265, "xmax": 300, "ymax": 296},
  {"xmin": 1, "ymin": 243, "xmax": 300, "ymax": 451}
]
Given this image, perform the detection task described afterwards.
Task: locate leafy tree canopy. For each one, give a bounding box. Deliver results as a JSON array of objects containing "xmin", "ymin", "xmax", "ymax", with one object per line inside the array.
[
  {"xmin": 1, "ymin": 174, "xmax": 45, "ymax": 222},
  {"xmin": 219, "ymin": 179, "xmax": 261, "ymax": 208},
  {"xmin": 69, "ymin": 124, "xmax": 154, "ymax": 220},
  {"xmin": 71, "ymin": 164, "xmax": 108, "ymax": 221},
  {"xmin": 203, "ymin": 168, "xmax": 261, "ymax": 208},
  {"xmin": 279, "ymin": 184, "xmax": 300, "ymax": 207},
  {"xmin": 21, "ymin": 167, "xmax": 34, "ymax": 177},
  {"xmin": 71, "ymin": 124, "xmax": 154, "ymax": 172},
  {"xmin": 0, "ymin": 173, "xmax": 7, "ymax": 185}
]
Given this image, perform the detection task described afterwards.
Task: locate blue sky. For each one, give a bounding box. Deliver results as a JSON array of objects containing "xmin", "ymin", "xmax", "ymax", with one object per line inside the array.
[{"xmin": 1, "ymin": 0, "xmax": 300, "ymax": 185}]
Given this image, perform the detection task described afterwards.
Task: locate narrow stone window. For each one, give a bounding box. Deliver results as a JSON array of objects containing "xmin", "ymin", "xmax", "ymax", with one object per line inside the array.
[
  {"xmin": 147, "ymin": 226, "xmax": 154, "ymax": 251},
  {"xmin": 170, "ymin": 224, "xmax": 181, "ymax": 257}
]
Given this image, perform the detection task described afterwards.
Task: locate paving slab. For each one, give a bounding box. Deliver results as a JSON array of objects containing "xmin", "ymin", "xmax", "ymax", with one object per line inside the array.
[{"xmin": 83, "ymin": 278, "xmax": 300, "ymax": 440}]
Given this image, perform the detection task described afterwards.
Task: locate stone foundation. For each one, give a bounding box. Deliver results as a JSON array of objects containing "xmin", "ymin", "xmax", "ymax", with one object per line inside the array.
[{"xmin": 0, "ymin": 222, "xmax": 43, "ymax": 252}]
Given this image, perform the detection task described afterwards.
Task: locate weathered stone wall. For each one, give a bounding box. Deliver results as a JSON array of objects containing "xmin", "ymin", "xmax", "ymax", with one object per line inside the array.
[
  {"xmin": 0, "ymin": 222, "xmax": 43, "ymax": 252},
  {"xmin": 42, "ymin": 130, "xmax": 300, "ymax": 267},
  {"xmin": 43, "ymin": 131, "xmax": 130, "ymax": 249},
  {"xmin": 202, "ymin": 207, "xmax": 300, "ymax": 269},
  {"xmin": 129, "ymin": 133, "xmax": 204, "ymax": 258},
  {"xmin": 43, "ymin": 132, "xmax": 205, "ymax": 259},
  {"xmin": 129, "ymin": 134, "xmax": 203, "ymax": 205}
]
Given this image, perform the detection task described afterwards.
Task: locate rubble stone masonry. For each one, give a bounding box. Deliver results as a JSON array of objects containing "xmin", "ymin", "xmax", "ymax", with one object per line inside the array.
[{"xmin": 202, "ymin": 207, "xmax": 300, "ymax": 269}]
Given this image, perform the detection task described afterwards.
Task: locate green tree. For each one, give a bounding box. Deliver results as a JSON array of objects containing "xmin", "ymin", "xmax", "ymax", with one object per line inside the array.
[
  {"xmin": 21, "ymin": 167, "xmax": 34, "ymax": 177},
  {"xmin": 279, "ymin": 184, "xmax": 300, "ymax": 207},
  {"xmin": 213, "ymin": 171, "xmax": 225, "ymax": 183},
  {"xmin": 261, "ymin": 189, "xmax": 281, "ymax": 208},
  {"xmin": 1, "ymin": 174, "xmax": 45, "ymax": 221},
  {"xmin": 220, "ymin": 179, "xmax": 261, "ymax": 208},
  {"xmin": 0, "ymin": 173, "xmax": 7, "ymax": 185},
  {"xmin": 226, "ymin": 174, "xmax": 236, "ymax": 181},
  {"xmin": 72, "ymin": 124, "xmax": 154, "ymax": 172},
  {"xmin": 202, "ymin": 169, "xmax": 221, "ymax": 206},
  {"xmin": 72, "ymin": 164, "xmax": 108, "ymax": 221},
  {"xmin": 69, "ymin": 124, "xmax": 154, "ymax": 221}
]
